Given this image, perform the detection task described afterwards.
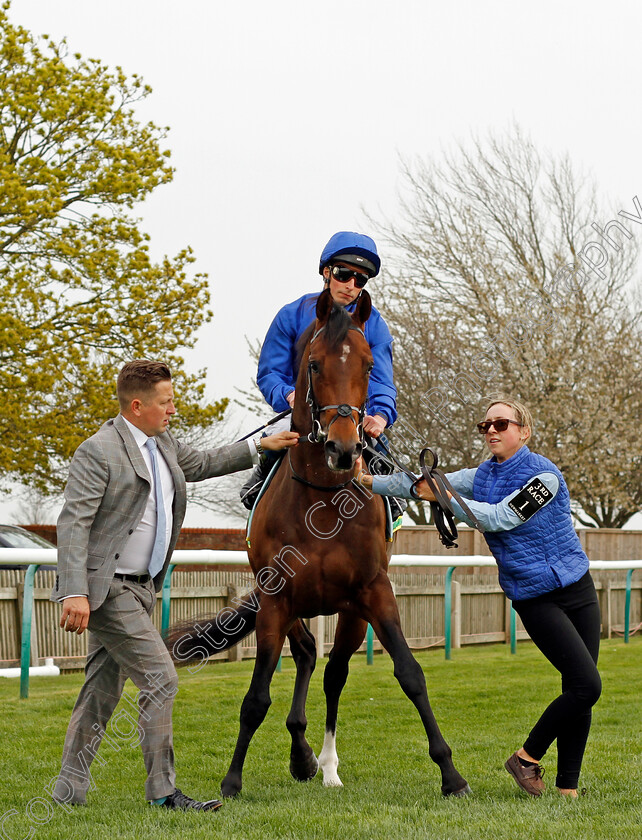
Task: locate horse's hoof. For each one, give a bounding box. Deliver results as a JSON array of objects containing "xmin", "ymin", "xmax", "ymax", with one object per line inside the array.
[
  {"xmin": 445, "ymin": 783, "xmax": 472, "ymax": 798},
  {"xmin": 221, "ymin": 776, "xmax": 242, "ymax": 798},
  {"xmin": 289, "ymin": 751, "xmax": 319, "ymax": 782}
]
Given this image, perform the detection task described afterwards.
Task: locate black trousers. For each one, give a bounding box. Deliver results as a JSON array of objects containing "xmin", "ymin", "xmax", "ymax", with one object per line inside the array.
[{"xmin": 512, "ymin": 571, "xmax": 601, "ymax": 789}]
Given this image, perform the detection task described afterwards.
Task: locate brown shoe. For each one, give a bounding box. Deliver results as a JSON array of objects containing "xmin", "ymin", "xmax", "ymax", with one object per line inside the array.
[{"xmin": 504, "ymin": 752, "xmax": 545, "ymax": 796}]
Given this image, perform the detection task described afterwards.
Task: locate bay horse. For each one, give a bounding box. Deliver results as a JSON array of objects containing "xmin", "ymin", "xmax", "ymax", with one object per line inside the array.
[{"xmin": 167, "ymin": 288, "xmax": 470, "ymax": 798}]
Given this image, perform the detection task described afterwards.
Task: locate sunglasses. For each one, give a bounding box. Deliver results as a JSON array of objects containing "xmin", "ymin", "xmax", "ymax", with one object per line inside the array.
[
  {"xmin": 331, "ymin": 265, "xmax": 369, "ymax": 288},
  {"xmin": 476, "ymin": 418, "xmax": 523, "ymax": 434}
]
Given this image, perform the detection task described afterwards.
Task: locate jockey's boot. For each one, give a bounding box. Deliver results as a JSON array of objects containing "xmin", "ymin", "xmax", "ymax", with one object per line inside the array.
[
  {"xmin": 240, "ymin": 450, "xmax": 280, "ymax": 511},
  {"xmin": 388, "ymin": 495, "xmax": 408, "ymax": 525},
  {"xmin": 364, "ymin": 440, "xmax": 407, "ymax": 526}
]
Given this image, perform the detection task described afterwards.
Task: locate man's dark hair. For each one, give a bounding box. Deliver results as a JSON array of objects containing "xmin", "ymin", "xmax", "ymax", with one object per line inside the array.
[{"xmin": 117, "ymin": 360, "xmax": 172, "ymax": 409}]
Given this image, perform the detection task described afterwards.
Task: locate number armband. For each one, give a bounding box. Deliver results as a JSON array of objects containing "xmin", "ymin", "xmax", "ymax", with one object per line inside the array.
[{"xmin": 507, "ymin": 478, "xmax": 553, "ymax": 522}]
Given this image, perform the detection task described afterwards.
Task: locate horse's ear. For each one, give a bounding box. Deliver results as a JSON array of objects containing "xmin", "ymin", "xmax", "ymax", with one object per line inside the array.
[
  {"xmin": 316, "ymin": 288, "xmax": 334, "ymax": 324},
  {"xmin": 352, "ymin": 290, "xmax": 372, "ymax": 328}
]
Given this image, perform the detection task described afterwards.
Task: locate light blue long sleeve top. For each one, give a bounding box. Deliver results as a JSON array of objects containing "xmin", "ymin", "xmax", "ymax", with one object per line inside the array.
[{"xmin": 371, "ymin": 467, "xmax": 560, "ymax": 532}]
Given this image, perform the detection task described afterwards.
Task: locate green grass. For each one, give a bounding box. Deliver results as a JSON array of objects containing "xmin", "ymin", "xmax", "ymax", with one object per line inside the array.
[{"xmin": 1, "ymin": 638, "xmax": 641, "ymax": 840}]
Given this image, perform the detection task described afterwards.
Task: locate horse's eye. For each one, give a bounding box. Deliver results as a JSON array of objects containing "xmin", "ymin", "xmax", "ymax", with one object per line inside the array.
[
  {"xmin": 366, "ymin": 362, "xmax": 374, "ymax": 374},
  {"xmin": 310, "ymin": 361, "xmax": 320, "ymax": 374}
]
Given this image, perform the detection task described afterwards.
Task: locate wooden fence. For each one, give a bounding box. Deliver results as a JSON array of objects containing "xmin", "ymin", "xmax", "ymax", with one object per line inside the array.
[
  {"xmin": 26, "ymin": 524, "xmax": 642, "ymax": 561},
  {"xmin": 393, "ymin": 526, "xmax": 642, "ymax": 561},
  {"xmin": 1, "ymin": 560, "xmax": 640, "ymax": 669}
]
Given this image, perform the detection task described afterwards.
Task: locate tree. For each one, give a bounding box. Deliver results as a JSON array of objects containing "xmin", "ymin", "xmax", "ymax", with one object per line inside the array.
[
  {"xmin": 179, "ymin": 410, "xmax": 257, "ymax": 525},
  {"xmin": 234, "ymin": 336, "xmax": 272, "ymax": 420},
  {"xmin": 370, "ymin": 127, "xmax": 642, "ymax": 527},
  {"xmin": 0, "ymin": 2, "xmax": 227, "ymax": 495}
]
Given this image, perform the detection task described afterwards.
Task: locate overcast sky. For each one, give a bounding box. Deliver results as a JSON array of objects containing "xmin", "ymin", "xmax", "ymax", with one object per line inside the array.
[{"xmin": 6, "ymin": 0, "xmax": 642, "ymax": 526}]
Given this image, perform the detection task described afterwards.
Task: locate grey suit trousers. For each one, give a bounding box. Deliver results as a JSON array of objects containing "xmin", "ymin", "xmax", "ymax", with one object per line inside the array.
[{"xmin": 52, "ymin": 578, "xmax": 178, "ymax": 803}]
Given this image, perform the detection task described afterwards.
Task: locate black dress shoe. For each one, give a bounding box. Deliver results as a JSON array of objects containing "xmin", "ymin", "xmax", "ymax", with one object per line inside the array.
[{"xmin": 159, "ymin": 788, "xmax": 223, "ymax": 811}]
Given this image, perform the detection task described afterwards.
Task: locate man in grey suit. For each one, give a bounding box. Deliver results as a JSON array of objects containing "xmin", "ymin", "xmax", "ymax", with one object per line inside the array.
[{"xmin": 51, "ymin": 360, "xmax": 298, "ymax": 812}]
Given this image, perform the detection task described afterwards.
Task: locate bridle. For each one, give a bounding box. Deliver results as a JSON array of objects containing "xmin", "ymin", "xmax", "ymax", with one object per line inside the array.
[
  {"xmin": 417, "ymin": 447, "xmax": 484, "ymax": 548},
  {"xmin": 289, "ymin": 322, "xmax": 369, "ymax": 492},
  {"xmin": 369, "ymin": 438, "xmax": 485, "ymax": 549},
  {"xmin": 303, "ymin": 324, "xmax": 368, "ymax": 446}
]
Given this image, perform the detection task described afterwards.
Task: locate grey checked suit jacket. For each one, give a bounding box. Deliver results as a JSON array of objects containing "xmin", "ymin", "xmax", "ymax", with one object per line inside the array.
[{"xmin": 52, "ymin": 414, "xmax": 253, "ymax": 610}]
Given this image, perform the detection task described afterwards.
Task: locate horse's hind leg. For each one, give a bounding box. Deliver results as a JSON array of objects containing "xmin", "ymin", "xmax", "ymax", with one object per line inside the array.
[
  {"xmin": 362, "ymin": 575, "xmax": 470, "ymax": 797},
  {"xmin": 319, "ymin": 613, "xmax": 367, "ymax": 787},
  {"xmin": 286, "ymin": 619, "xmax": 319, "ymax": 782},
  {"xmin": 221, "ymin": 610, "xmax": 288, "ymax": 798}
]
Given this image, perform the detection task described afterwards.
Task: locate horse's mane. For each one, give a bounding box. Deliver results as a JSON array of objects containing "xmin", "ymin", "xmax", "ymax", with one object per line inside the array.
[{"xmin": 294, "ymin": 299, "xmax": 353, "ymax": 373}]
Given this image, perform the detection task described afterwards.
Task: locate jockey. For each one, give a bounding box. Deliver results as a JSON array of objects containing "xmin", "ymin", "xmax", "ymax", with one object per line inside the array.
[{"xmin": 241, "ymin": 231, "xmax": 405, "ymax": 523}]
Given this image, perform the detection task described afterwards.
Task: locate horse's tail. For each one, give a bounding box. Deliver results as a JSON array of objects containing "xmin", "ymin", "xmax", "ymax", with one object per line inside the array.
[{"xmin": 165, "ymin": 587, "xmax": 262, "ymax": 666}]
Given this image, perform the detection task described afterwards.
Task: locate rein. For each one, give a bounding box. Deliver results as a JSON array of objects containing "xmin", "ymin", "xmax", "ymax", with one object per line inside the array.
[
  {"xmin": 288, "ymin": 450, "xmax": 355, "ymax": 492},
  {"xmin": 417, "ymin": 448, "xmax": 484, "ymax": 549},
  {"xmin": 366, "ymin": 437, "xmax": 484, "ymax": 549}
]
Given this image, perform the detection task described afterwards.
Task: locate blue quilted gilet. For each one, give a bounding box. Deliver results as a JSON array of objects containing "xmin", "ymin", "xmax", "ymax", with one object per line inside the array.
[{"xmin": 473, "ymin": 446, "xmax": 589, "ymax": 600}]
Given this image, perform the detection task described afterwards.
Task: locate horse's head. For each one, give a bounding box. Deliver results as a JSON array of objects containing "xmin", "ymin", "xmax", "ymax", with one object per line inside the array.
[{"xmin": 298, "ymin": 288, "xmax": 373, "ymax": 472}]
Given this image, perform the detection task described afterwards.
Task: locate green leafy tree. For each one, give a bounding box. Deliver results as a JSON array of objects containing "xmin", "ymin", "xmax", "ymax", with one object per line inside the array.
[
  {"xmin": 0, "ymin": 2, "xmax": 227, "ymax": 495},
  {"xmin": 370, "ymin": 128, "xmax": 642, "ymax": 528}
]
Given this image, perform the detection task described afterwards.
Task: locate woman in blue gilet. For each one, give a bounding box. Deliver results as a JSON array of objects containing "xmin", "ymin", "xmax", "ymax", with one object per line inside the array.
[{"xmin": 358, "ymin": 397, "xmax": 601, "ymax": 799}]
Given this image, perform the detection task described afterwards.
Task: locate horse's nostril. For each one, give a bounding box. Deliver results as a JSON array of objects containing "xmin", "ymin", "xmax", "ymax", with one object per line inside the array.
[
  {"xmin": 325, "ymin": 439, "xmax": 363, "ymax": 472},
  {"xmin": 325, "ymin": 440, "xmax": 341, "ymax": 458}
]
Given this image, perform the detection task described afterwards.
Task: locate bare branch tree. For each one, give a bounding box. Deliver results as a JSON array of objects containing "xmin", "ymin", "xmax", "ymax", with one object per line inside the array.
[
  {"xmin": 369, "ymin": 127, "xmax": 642, "ymax": 527},
  {"xmin": 234, "ymin": 335, "xmax": 270, "ymax": 420},
  {"xmin": 180, "ymin": 412, "xmax": 252, "ymax": 526}
]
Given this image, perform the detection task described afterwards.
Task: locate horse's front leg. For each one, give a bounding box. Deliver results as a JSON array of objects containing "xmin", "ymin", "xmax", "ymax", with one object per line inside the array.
[
  {"xmin": 221, "ymin": 606, "xmax": 289, "ymax": 798},
  {"xmin": 319, "ymin": 612, "xmax": 367, "ymax": 787},
  {"xmin": 286, "ymin": 619, "xmax": 319, "ymax": 782},
  {"xmin": 360, "ymin": 573, "xmax": 470, "ymax": 797}
]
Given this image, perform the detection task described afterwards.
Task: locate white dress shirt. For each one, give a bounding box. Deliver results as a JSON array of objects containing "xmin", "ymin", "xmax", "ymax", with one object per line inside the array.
[{"xmin": 116, "ymin": 418, "xmax": 176, "ymax": 575}]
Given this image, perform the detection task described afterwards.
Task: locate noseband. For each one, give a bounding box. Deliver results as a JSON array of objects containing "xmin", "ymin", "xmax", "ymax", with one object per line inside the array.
[{"xmin": 304, "ymin": 324, "xmax": 368, "ymax": 446}]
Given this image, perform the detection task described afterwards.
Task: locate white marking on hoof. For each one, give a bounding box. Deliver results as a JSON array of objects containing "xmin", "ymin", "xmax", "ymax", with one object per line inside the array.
[{"xmin": 319, "ymin": 729, "xmax": 343, "ymax": 787}]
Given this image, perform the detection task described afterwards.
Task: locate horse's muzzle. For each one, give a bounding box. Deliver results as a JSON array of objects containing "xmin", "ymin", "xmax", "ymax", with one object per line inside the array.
[{"xmin": 324, "ymin": 439, "xmax": 363, "ymax": 472}]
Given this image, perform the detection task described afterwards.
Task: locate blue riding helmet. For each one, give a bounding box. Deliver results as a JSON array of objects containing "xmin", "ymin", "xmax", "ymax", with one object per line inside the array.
[{"xmin": 318, "ymin": 231, "xmax": 381, "ymax": 277}]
